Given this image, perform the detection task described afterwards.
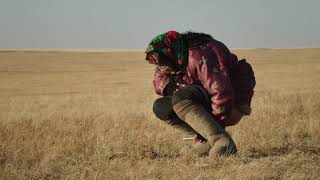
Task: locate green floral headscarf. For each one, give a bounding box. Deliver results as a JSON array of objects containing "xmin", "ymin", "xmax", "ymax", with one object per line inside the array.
[{"xmin": 145, "ymin": 31, "xmax": 188, "ymax": 71}]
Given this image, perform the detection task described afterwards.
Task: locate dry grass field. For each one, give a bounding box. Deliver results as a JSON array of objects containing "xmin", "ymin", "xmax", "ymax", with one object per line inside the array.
[{"xmin": 0, "ymin": 49, "xmax": 320, "ymax": 179}]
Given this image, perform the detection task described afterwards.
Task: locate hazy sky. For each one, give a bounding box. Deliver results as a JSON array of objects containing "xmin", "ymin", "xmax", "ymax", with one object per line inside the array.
[{"xmin": 1, "ymin": 0, "xmax": 320, "ymax": 48}]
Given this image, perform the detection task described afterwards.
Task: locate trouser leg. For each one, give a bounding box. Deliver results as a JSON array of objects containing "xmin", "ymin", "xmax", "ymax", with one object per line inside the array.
[
  {"xmin": 172, "ymin": 85, "xmax": 237, "ymax": 156},
  {"xmin": 153, "ymin": 96, "xmax": 198, "ymax": 136},
  {"xmin": 153, "ymin": 95, "xmax": 210, "ymax": 156}
]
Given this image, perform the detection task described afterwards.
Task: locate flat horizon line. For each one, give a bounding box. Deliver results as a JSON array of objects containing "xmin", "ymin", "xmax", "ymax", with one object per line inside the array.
[{"xmin": 0, "ymin": 48, "xmax": 319, "ymax": 52}]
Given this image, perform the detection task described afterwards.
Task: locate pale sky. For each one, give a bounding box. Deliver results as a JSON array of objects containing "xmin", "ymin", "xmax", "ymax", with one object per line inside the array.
[{"xmin": 1, "ymin": 0, "xmax": 320, "ymax": 48}]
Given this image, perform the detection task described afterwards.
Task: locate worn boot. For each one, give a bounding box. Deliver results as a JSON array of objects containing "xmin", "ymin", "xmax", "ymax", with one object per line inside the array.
[
  {"xmin": 193, "ymin": 142, "xmax": 212, "ymax": 156},
  {"xmin": 173, "ymin": 99, "xmax": 237, "ymax": 156},
  {"xmin": 153, "ymin": 96, "xmax": 207, "ymax": 155},
  {"xmin": 166, "ymin": 117, "xmax": 198, "ymax": 135},
  {"xmin": 167, "ymin": 118, "xmax": 213, "ymax": 156}
]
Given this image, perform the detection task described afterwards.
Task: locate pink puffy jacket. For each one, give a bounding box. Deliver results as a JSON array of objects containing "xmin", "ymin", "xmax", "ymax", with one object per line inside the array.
[{"xmin": 153, "ymin": 39, "xmax": 255, "ymax": 125}]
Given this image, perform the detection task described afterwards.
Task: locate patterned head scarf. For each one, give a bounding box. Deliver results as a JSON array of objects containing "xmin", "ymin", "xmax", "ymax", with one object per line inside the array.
[{"xmin": 145, "ymin": 31, "xmax": 188, "ymax": 71}]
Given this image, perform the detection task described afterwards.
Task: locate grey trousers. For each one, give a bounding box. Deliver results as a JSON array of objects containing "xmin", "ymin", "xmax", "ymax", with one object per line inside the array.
[{"xmin": 153, "ymin": 85, "xmax": 225, "ymax": 131}]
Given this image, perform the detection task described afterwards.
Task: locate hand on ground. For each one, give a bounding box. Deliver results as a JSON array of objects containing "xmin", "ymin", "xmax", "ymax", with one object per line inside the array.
[{"xmin": 193, "ymin": 134, "xmax": 207, "ymax": 144}]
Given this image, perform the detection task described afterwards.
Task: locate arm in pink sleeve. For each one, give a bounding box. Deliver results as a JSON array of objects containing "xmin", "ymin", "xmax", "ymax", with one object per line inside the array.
[
  {"xmin": 215, "ymin": 39, "xmax": 255, "ymax": 113},
  {"xmin": 197, "ymin": 64, "xmax": 235, "ymax": 124},
  {"xmin": 153, "ymin": 66, "xmax": 170, "ymax": 96}
]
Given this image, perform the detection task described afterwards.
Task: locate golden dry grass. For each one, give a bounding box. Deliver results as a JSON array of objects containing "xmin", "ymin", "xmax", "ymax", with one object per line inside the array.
[{"xmin": 0, "ymin": 49, "xmax": 320, "ymax": 179}]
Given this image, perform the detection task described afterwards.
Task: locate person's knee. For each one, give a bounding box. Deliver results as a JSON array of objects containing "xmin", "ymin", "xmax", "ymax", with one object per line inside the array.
[
  {"xmin": 153, "ymin": 97, "xmax": 175, "ymax": 120},
  {"xmin": 172, "ymin": 85, "xmax": 211, "ymax": 106},
  {"xmin": 171, "ymin": 85, "xmax": 197, "ymax": 106}
]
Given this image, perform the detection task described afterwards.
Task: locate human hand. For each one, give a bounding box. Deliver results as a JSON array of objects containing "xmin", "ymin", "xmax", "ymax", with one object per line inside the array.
[{"xmin": 193, "ymin": 134, "xmax": 207, "ymax": 144}]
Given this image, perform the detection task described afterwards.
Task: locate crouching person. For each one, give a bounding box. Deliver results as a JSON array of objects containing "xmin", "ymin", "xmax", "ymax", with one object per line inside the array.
[{"xmin": 145, "ymin": 31, "xmax": 256, "ymax": 156}]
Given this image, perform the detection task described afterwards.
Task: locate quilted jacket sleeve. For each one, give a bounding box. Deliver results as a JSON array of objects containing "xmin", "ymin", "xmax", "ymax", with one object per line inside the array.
[
  {"xmin": 196, "ymin": 60, "xmax": 235, "ymax": 124},
  {"xmin": 153, "ymin": 66, "xmax": 170, "ymax": 96}
]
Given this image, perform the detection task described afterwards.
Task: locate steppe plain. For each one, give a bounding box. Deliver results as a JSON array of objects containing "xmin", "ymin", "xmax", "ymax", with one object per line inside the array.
[{"xmin": 0, "ymin": 49, "xmax": 319, "ymax": 179}]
